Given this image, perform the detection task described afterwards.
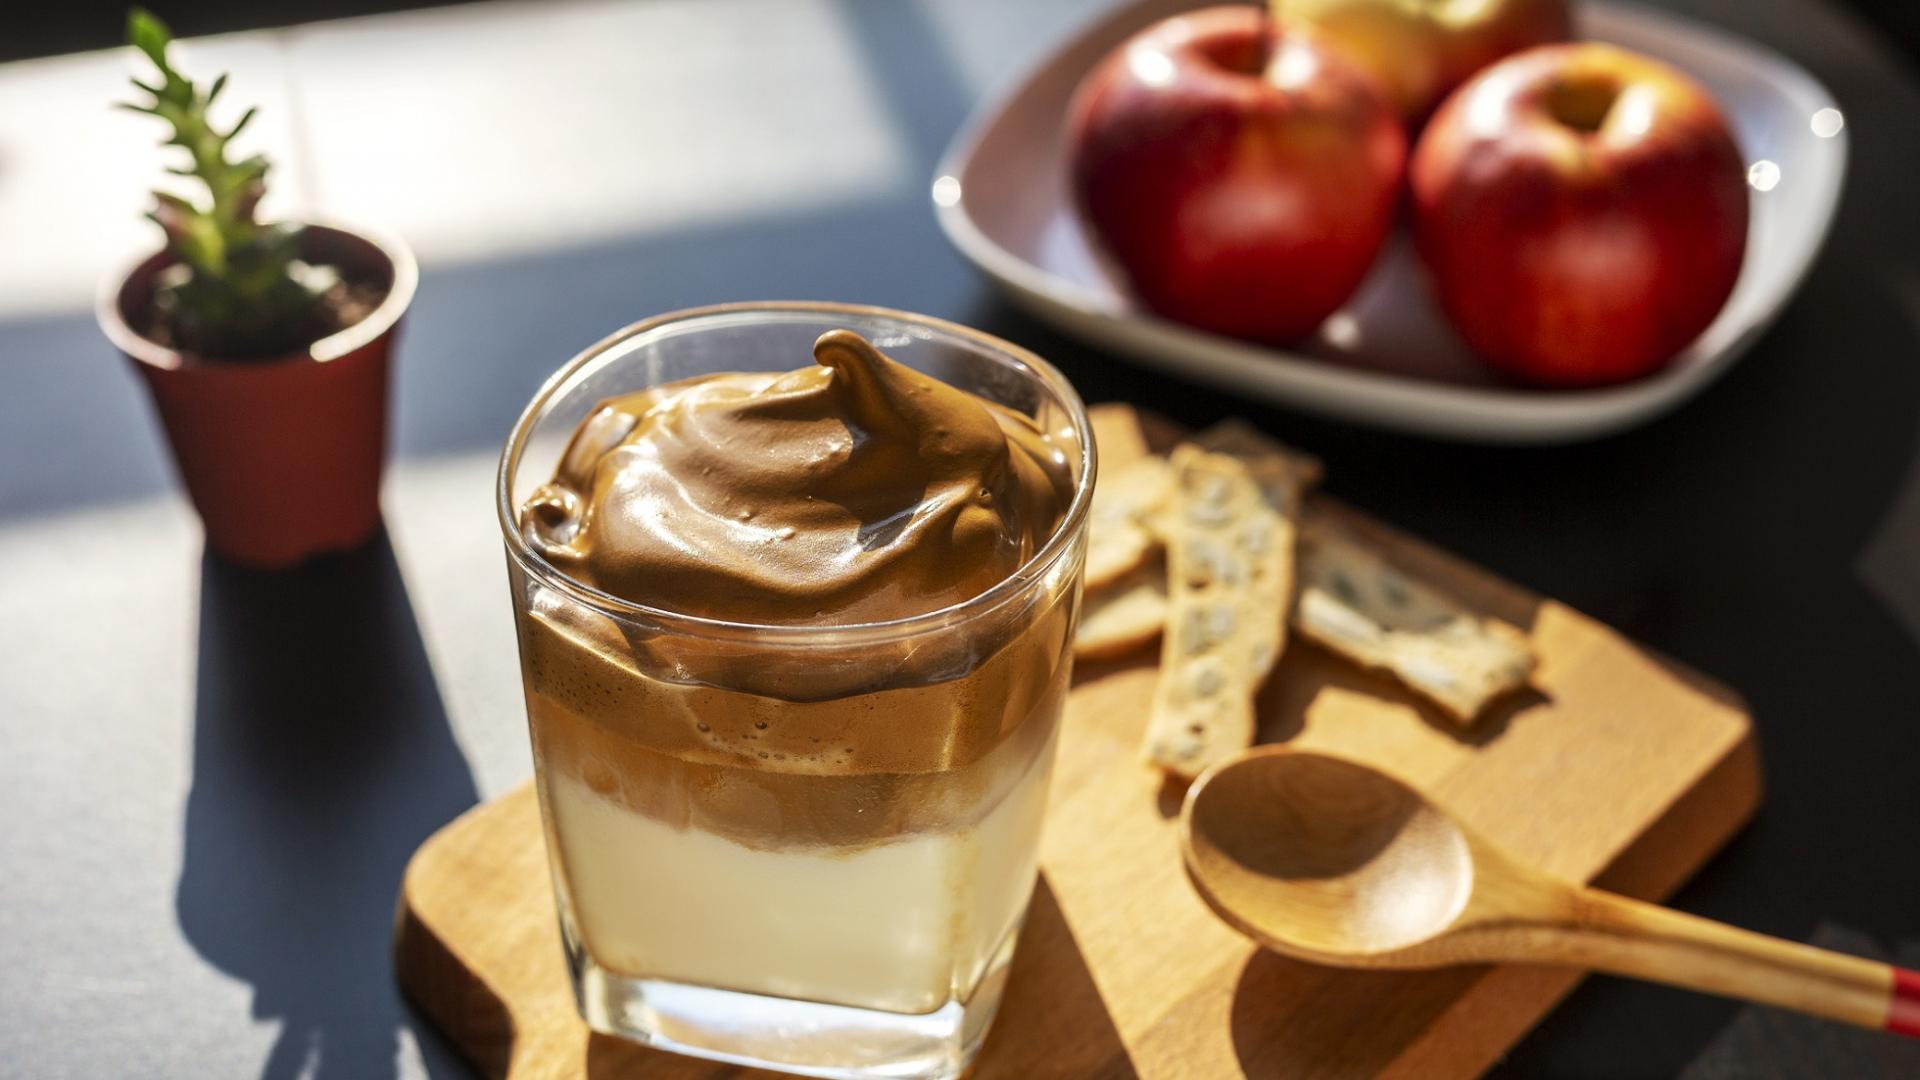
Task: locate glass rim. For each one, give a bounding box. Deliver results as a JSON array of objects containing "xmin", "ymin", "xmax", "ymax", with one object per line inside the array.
[{"xmin": 495, "ymin": 301, "xmax": 1098, "ymax": 645}]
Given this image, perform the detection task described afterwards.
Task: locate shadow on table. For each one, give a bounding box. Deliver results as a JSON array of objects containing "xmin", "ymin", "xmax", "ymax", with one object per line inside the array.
[
  {"xmin": 974, "ymin": 875, "xmax": 1137, "ymax": 1079},
  {"xmin": 1230, "ymin": 951, "xmax": 1483, "ymax": 1076},
  {"xmin": 177, "ymin": 529, "xmax": 481, "ymax": 1080}
]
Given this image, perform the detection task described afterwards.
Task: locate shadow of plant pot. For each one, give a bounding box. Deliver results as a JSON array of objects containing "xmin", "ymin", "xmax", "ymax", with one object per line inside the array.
[{"xmin": 98, "ymin": 222, "xmax": 418, "ymax": 569}]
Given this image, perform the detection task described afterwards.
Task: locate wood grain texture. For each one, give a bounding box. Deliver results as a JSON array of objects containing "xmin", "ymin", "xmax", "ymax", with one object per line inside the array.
[{"xmin": 393, "ymin": 405, "xmax": 1761, "ymax": 1079}]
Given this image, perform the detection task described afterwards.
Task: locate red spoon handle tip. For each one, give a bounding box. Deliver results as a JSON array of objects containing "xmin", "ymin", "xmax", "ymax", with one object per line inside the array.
[{"xmin": 1888, "ymin": 967, "xmax": 1920, "ymax": 1037}]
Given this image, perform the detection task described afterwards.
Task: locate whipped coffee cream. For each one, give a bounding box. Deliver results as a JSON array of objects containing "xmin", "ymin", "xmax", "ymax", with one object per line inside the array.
[{"xmin": 522, "ymin": 328, "xmax": 1069, "ymax": 625}]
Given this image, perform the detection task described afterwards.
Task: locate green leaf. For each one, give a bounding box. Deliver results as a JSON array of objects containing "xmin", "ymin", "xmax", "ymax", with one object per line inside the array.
[
  {"xmin": 127, "ymin": 8, "xmax": 173, "ymax": 68},
  {"xmin": 226, "ymin": 106, "xmax": 256, "ymax": 140},
  {"xmin": 113, "ymin": 100, "xmax": 160, "ymax": 115},
  {"xmin": 205, "ymin": 73, "xmax": 227, "ymax": 105},
  {"xmin": 230, "ymin": 154, "xmax": 269, "ymax": 184},
  {"xmin": 153, "ymin": 190, "xmax": 199, "ymax": 214},
  {"xmin": 180, "ymin": 214, "xmax": 226, "ymax": 273}
]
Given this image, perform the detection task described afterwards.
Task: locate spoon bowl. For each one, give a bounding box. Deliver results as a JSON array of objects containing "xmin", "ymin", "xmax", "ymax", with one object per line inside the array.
[{"xmin": 1182, "ymin": 748, "xmax": 1474, "ymax": 960}]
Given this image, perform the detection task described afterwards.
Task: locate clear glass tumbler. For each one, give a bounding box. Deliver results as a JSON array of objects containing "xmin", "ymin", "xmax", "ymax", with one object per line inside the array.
[{"xmin": 496, "ymin": 303, "xmax": 1095, "ymax": 1079}]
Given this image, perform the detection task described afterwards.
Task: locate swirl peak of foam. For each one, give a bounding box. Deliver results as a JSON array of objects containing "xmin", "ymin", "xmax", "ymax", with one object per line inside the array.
[{"xmin": 522, "ymin": 329, "xmax": 1070, "ymax": 625}]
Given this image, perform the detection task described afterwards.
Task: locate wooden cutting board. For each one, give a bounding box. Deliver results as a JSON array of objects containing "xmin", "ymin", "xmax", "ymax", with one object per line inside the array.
[{"xmin": 394, "ymin": 405, "xmax": 1760, "ymax": 1079}]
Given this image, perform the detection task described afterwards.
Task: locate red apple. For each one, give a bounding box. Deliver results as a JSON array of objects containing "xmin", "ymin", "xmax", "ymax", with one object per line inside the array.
[
  {"xmin": 1280, "ymin": 0, "xmax": 1572, "ymax": 124},
  {"xmin": 1067, "ymin": 7, "xmax": 1405, "ymax": 344},
  {"xmin": 1410, "ymin": 43, "xmax": 1749, "ymax": 387}
]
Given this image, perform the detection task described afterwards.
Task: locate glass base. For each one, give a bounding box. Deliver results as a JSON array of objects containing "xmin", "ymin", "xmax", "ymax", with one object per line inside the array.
[{"xmin": 565, "ymin": 920, "xmax": 1021, "ymax": 1080}]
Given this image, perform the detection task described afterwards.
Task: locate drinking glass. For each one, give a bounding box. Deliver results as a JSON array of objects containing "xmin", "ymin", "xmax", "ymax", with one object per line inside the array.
[{"xmin": 496, "ymin": 303, "xmax": 1095, "ymax": 1079}]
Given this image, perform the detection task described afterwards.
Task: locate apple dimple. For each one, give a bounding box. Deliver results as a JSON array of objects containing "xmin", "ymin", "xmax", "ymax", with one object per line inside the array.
[
  {"xmin": 1543, "ymin": 75, "xmax": 1621, "ymax": 134},
  {"xmin": 1191, "ymin": 29, "xmax": 1270, "ymax": 77}
]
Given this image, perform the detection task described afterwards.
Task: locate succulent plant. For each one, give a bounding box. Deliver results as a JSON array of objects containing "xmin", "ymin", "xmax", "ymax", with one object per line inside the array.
[{"xmin": 119, "ymin": 8, "xmax": 336, "ymax": 359}]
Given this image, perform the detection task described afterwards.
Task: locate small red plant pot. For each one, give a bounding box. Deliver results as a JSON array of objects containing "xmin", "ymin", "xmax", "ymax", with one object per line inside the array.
[{"xmin": 97, "ymin": 223, "xmax": 418, "ymax": 569}]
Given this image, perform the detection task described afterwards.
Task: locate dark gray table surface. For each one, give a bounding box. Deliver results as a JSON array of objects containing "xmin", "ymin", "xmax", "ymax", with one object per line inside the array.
[{"xmin": 3, "ymin": 1, "xmax": 1918, "ymax": 1077}]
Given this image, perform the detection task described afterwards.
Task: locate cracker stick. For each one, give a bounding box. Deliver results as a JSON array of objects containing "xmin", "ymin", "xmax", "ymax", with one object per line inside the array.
[
  {"xmin": 1143, "ymin": 442, "xmax": 1313, "ymax": 777},
  {"xmin": 1085, "ymin": 457, "xmax": 1174, "ymax": 590},
  {"xmin": 1088, "ymin": 401, "xmax": 1155, "ymax": 464},
  {"xmin": 1074, "ymin": 560, "xmax": 1169, "ymax": 661},
  {"xmin": 1295, "ymin": 516, "xmax": 1535, "ymax": 722},
  {"xmin": 1193, "ymin": 419, "xmax": 1323, "ymax": 501}
]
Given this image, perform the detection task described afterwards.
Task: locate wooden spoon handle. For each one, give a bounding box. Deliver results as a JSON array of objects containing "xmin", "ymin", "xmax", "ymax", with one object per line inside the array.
[{"xmin": 1555, "ymin": 887, "xmax": 1920, "ymax": 1035}]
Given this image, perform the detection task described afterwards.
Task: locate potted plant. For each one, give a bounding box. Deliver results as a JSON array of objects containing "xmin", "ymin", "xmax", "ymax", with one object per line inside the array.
[{"xmin": 97, "ymin": 9, "xmax": 417, "ymax": 568}]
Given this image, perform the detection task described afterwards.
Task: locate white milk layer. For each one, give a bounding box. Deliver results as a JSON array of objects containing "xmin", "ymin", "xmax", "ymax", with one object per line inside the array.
[{"xmin": 544, "ymin": 742, "xmax": 1055, "ymax": 1015}]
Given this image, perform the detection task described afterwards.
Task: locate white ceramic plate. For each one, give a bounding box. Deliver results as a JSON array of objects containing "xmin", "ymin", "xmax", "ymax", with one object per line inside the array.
[{"xmin": 933, "ymin": 0, "xmax": 1847, "ymax": 443}]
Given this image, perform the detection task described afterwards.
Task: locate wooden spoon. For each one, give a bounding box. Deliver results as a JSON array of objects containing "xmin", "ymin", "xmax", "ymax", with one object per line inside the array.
[{"xmin": 1181, "ymin": 746, "xmax": 1920, "ymax": 1036}]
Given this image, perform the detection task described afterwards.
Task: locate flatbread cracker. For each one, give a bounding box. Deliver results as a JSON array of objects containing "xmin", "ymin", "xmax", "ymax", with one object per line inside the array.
[
  {"xmin": 1077, "ymin": 413, "xmax": 1528, "ymax": 728},
  {"xmin": 1193, "ymin": 419, "xmax": 1323, "ymax": 499},
  {"xmin": 1086, "ymin": 457, "xmax": 1174, "ymax": 589},
  {"xmin": 1074, "ymin": 560, "xmax": 1168, "ymax": 661},
  {"xmin": 1295, "ymin": 516, "xmax": 1535, "ymax": 722},
  {"xmin": 1143, "ymin": 443, "xmax": 1313, "ymax": 778},
  {"xmin": 1089, "ymin": 402, "xmax": 1155, "ymax": 464}
]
